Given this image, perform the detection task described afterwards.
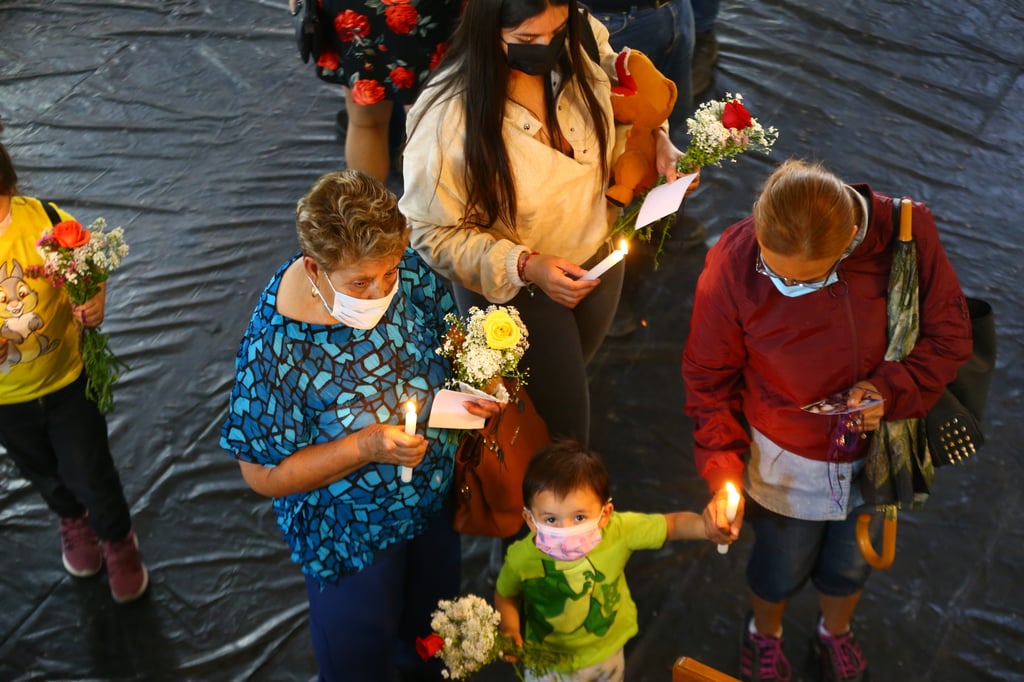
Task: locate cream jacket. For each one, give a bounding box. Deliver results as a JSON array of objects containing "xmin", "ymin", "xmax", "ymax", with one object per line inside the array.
[{"xmin": 400, "ymin": 17, "xmax": 624, "ymax": 303}]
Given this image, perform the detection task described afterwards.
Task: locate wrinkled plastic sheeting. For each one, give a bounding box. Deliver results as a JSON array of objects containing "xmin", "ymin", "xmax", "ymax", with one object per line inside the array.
[{"xmin": 1, "ymin": 0, "xmax": 1022, "ymax": 680}]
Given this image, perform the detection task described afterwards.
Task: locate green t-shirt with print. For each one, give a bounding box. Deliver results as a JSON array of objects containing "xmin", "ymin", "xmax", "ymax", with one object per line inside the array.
[{"xmin": 495, "ymin": 511, "xmax": 668, "ymax": 672}]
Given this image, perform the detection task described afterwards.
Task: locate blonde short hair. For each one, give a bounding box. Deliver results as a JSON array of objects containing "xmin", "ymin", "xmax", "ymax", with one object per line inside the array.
[
  {"xmin": 753, "ymin": 159, "xmax": 857, "ymax": 259},
  {"xmin": 295, "ymin": 170, "xmax": 408, "ymax": 269}
]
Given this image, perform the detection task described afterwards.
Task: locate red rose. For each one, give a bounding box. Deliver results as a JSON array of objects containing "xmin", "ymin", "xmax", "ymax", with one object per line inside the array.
[
  {"xmin": 334, "ymin": 10, "xmax": 370, "ymax": 42},
  {"xmin": 351, "ymin": 79, "xmax": 386, "ymax": 106},
  {"xmin": 385, "ymin": 4, "xmax": 419, "ymax": 35},
  {"xmin": 389, "ymin": 66, "xmax": 415, "ymax": 89},
  {"xmin": 415, "ymin": 634, "xmax": 445, "ymax": 661},
  {"xmin": 317, "ymin": 50, "xmax": 340, "ymax": 71},
  {"xmin": 428, "ymin": 41, "xmax": 448, "ymax": 70},
  {"xmin": 52, "ymin": 220, "xmax": 91, "ymax": 248},
  {"xmin": 721, "ymin": 100, "xmax": 753, "ymax": 130},
  {"xmin": 382, "ymin": 0, "xmax": 412, "ymax": 4}
]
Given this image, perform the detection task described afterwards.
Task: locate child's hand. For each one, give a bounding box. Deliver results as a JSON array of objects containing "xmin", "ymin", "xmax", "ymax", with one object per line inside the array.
[
  {"xmin": 499, "ymin": 626, "xmax": 523, "ymax": 663},
  {"xmin": 71, "ymin": 283, "xmax": 106, "ymax": 328}
]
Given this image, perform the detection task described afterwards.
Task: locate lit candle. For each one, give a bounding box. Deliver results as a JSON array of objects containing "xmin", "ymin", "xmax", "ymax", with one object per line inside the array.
[
  {"xmin": 401, "ymin": 400, "xmax": 416, "ymax": 483},
  {"xmin": 580, "ymin": 240, "xmax": 628, "ymax": 281},
  {"xmin": 717, "ymin": 481, "xmax": 741, "ymax": 554}
]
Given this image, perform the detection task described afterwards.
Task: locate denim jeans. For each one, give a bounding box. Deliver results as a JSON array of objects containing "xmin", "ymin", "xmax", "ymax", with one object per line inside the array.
[
  {"xmin": 588, "ymin": 0, "xmax": 695, "ymax": 138},
  {"xmin": 691, "ymin": 0, "xmax": 719, "ymax": 34},
  {"xmin": 744, "ymin": 497, "xmax": 883, "ymax": 603},
  {"xmin": 0, "ymin": 372, "xmax": 132, "ymax": 541},
  {"xmin": 305, "ymin": 503, "xmax": 461, "ymax": 682}
]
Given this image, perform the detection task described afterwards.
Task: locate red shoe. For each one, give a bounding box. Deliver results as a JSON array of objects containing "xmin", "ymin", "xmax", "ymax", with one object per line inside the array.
[
  {"xmin": 59, "ymin": 515, "xmax": 102, "ymax": 577},
  {"xmin": 102, "ymin": 530, "xmax": 149, "ymax": 603}
]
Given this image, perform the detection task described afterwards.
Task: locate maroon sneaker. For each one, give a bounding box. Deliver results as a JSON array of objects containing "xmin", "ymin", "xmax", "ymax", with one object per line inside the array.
[
  {"xmin": 59, "ymin": 515, "xmax": 102, "ymax": 577},
  {"xmin": 740, "ymin": 615, "xmax": 792, "ymax": 681},
  {"xmin": 101, "ymin": 530, "xmax": 149, "ymax": 603},
  {"xmin": 816, "ymin": 625, "xmax": 869, "ymax": 681}
]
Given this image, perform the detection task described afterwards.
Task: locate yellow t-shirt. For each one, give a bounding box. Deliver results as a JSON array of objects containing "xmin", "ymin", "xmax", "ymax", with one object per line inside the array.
[{"xmin": 0, "ymin": 196, "xmax": 83, "ymax": 403}]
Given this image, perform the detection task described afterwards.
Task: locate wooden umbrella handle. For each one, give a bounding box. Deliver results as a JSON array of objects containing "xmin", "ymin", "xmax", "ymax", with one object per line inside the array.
[
  {"xmin": 898, "ymin": 198, "xmax": 913, "ymax": 242},
  {"xmin": 856, "ymin": 511, "xmax": 897, "ymax": 569}
]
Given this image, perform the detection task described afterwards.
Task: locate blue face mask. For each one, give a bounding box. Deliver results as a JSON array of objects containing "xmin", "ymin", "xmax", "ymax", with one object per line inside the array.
[{"xmin": 767, "ymin": 270, "xmax": 840, "ymax": 298}]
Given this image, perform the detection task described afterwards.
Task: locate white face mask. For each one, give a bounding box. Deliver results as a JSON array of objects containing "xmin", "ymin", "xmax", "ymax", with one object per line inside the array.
[{"xmin": 309, "ymin": 274, "xmax": 398, "ymax": 329}]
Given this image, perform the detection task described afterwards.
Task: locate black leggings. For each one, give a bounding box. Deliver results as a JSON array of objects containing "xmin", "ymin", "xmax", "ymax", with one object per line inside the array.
[{"xmin": 0, "ymin": 373, "xmax": 132, "ymax": 541}]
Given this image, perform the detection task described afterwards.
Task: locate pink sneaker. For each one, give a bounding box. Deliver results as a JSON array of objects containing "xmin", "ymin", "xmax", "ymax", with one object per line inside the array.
[
  {"xmin": 59, "ymin": 515, "xmax": 102, "ymax": 577},
  {"xmin": 101, "ymin": 530, "xmax": 149, "ymax": 603}
]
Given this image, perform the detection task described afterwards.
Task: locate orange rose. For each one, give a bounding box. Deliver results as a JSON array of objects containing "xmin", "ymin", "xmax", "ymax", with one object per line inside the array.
[
  {"xmin": 334, "ymin": 10, "xmax": 370, "ymax": 42},
  {"xmin": 389, "ymin": 66, "xmax": 415, "ymax": 89},
  {"xmin": 385, "ymin": 4, "xmax": 418, "ymax": 35},
  {"xmin": 317, "ymin": 50, "xmax": 340, "ymax": 71},
  {"xmin": 351, "ymin": 79, "xmax": 386, "ymax": 106},
  {"xmin": 52, "ymin": 220, "xmax": 91, "ymax": 248},
  {"xmin": 429, "ymin": 42, "xmax": 448, "ymax": 70}
]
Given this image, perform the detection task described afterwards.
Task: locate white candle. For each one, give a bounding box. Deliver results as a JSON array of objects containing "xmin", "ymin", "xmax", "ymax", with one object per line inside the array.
[
  {"xmin": 401, "ymin": 400, "xmax": 416, "ymax": 483},
  {"xmin": 581, "ymin": 240, "xmax": 628, "ymax": 281},
  {"xmin": 717, "ymin": 481, "xmax": 741, "ymax": 554}
]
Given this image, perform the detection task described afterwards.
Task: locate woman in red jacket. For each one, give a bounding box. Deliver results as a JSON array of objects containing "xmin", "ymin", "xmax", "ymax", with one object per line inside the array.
[{"xmin": 683, "ymin": 159, "xmax": 971, "ymax": 682}]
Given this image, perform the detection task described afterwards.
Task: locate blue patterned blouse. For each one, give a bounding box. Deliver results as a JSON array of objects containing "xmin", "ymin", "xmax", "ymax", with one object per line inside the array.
[{"xmin": 220, "ymin": 249, "xmax": 460, "ymax": 584}]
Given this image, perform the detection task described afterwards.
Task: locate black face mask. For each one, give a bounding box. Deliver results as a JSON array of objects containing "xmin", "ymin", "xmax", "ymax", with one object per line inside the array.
[{"xmin": 504, "ymin": 28, "xmax": 567, "ymax": 76}]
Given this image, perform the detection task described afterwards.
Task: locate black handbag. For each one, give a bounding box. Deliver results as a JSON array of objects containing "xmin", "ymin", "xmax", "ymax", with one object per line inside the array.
[
  {"xmin": 293, "ymin": 0, "xmax": 324, "ymax": 64},
  {"xmin": 925, "ymin": 297, "xmax": 995, "ymax": 466}
]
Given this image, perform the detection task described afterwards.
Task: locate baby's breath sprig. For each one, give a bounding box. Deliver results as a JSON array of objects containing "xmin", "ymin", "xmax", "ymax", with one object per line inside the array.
[{"xmin": 612, "ymin": 93, "xmax": 779, "ymax": 255}]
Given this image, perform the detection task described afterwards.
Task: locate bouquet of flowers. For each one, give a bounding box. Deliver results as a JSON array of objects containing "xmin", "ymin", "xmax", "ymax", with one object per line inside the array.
[
  {"xmin": 416, "ymin": 594, "xmax": 565, "ymax": 680},
  {"xmin": 436, "ymin": 305, "xmax": 529, "ymax": 402},
  {"xmin": 31, "ymin": 217, "xmax": 129, "ymax": 413},
  {"xmin": 613, "ymin": 93, "xmax": 779, "ymax": 247}
]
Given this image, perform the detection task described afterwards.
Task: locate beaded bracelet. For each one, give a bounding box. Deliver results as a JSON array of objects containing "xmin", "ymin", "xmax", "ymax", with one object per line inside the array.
[{"xmin": 517, "ymin": 250, "xmax": 539, "ymax": 283}]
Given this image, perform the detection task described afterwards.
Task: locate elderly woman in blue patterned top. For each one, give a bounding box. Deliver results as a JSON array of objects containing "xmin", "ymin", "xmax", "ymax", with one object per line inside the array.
[{"xmin": 220, "ymin": 170, "xmax": 499, "ymax": 682}]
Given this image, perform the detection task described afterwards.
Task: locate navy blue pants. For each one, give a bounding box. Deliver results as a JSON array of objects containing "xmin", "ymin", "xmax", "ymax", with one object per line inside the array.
[
  {"xmin": 0, "ymin": 372, "xmax": 132, "ymax": 541},
  {"xmin": 305, "ymin": 504, "xmax": 461, "ymax": 682}
]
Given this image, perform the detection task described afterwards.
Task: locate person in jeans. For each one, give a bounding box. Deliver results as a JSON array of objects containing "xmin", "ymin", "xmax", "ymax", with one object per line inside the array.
[
  {"xmin": 683, "ymin": 159, "xmax": 972, "ymax": 681},
  {"xmin": 0, "ymin": 122, "xmax": 148, "ymax": 604},
  {"xmin": 584, "ymin": 0, "xmax": 694, "ymax": 140}
]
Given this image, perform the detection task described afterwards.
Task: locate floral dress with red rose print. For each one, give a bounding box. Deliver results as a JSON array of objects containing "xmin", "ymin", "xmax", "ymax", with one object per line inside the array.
[{"xmin": 315, "ymin": 0, "xmax": 460, "ymax": 106}]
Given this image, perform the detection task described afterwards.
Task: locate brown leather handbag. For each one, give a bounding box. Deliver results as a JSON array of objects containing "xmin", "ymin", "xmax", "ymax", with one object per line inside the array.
[{"xmin": 452, "ymin": 382, "xmax": 549, "ymax": 538}]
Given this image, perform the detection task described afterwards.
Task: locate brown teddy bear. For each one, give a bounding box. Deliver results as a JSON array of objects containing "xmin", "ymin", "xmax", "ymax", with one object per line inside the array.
[{"xmin": 605, "ymin": 47, "xmax": 678, "ymax": 208}]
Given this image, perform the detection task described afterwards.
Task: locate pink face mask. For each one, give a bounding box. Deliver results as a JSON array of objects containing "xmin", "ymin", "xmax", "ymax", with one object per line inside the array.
[{"xmin": 529, "ymin": 514, "xmax": 603, "ymax": 561}]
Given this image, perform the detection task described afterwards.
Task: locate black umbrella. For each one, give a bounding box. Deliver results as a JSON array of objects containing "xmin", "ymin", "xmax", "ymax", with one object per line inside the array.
[{"xmin": 857, "ymin": 198, "xmax": 933, "ymax": 569}]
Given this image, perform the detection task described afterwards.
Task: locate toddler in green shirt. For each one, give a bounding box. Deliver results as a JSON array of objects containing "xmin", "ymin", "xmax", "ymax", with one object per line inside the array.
[{"xmin": 495, "ymin": 439, "xmax": 727, "ymax": 681}]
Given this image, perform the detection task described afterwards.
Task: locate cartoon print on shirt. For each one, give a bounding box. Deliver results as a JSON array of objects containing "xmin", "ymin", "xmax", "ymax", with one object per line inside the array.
[
  {"xmin": 523, "ymin": 558, "xmax": 618, "ymax": 643},
  {"xmin": 0, "ymin": 259, "xmax": 59, "ymax": 371}
]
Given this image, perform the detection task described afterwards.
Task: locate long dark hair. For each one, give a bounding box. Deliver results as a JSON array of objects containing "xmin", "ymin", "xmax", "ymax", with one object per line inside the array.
[
  {"xmin": 0, "ymin": 119, "xmax": 17, "ymax": 197},
  {"xmin": 414, "ymin": 0, "xmax": 610, "ymax": 230}
]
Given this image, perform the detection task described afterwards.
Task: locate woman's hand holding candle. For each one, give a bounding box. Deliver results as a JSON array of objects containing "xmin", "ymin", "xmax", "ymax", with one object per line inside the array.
[{"xmin": 717, "ymin": 481, "xmax": 741, "ymax": 554}]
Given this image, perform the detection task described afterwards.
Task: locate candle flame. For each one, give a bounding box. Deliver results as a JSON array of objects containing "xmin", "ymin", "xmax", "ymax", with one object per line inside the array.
[
  {"xmin": 618, "ymin": 239, "xmax": 629, "ymax": 255},
  {"xmin": 725, "ymin": 481, "xmax": 739, "ymax": 500},
  {"xmin": 405, "ymin": 400, "xmax": 416, "ymax": 415}
]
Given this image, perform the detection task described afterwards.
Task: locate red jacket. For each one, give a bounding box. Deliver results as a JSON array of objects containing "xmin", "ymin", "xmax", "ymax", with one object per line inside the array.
[{"xmin": 683, "ymin": 185, "xmax": 973, "ymax": 494}]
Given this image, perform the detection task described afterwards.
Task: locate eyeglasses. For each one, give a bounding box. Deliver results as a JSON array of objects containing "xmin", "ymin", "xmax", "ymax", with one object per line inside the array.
[{"xmin": 755, "ymin": 250, "xmax": 843, "ymax": 290}]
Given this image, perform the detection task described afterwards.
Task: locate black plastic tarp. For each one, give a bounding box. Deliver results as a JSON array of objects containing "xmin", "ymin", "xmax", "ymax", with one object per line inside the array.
[{"xmin": 1, "ymin": 1, "xmax": 1021, "ymax": 680}]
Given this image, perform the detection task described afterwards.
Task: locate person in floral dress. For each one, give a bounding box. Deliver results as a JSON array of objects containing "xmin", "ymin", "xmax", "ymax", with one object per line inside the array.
[{"xmin": 306, "ymin": 0, "xmax": 462, "ymax": 182}]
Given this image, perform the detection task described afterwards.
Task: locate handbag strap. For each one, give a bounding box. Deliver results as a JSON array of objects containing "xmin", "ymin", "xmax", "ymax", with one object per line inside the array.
[{"xmin": 41, "ymin": 199, "xmax": 61, "ymax": 226}]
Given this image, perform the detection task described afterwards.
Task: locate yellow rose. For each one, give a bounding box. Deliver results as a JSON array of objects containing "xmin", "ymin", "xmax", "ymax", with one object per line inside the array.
[{"xmin": 483, "ymin": 309, "xmax": 521, "ymax": 350}]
